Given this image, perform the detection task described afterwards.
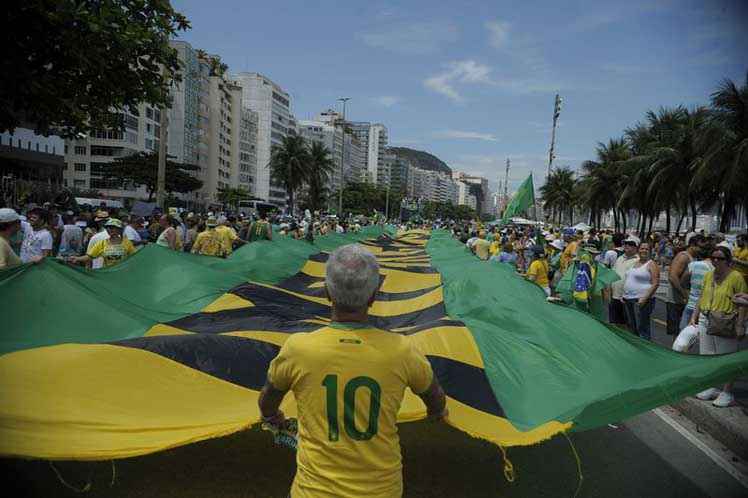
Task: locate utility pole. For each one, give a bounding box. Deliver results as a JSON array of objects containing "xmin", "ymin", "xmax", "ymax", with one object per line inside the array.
[
  {"xmin": 503, "ymin": 158, "xmax": 510, "ymax": 203},
  {"xmin": 337, "ymin": 97, "xmax": 350, "ymax": 216},
  {"xmin": 547, "ymin": 93, "xmax": 562, "ymax": 179},
  {"xmin": 156, "ymin": 105, "xmax": 168, "ymax": 210},
  {"xmin": 385, "ymin": 184, "xmax": 390, "ymax": 221}
]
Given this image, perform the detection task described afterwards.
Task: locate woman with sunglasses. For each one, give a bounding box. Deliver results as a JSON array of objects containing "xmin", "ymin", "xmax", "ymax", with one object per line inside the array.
[{"xmin": 689, "ymin": 246, "xmax": 748, "ymax": 407}]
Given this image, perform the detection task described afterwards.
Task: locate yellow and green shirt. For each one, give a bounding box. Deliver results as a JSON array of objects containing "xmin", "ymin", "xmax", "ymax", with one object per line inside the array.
[
  {"xmin": 267, "ymin": 322, "xmax": 434, "ymax": 498},
  {"xmin": 191, "ymin": 229, "xmax": 227, "ymax": 257},
  {"xmin": 698, "ymin": 270, "xmax": 747, "ymax": 314},
  {"xmin": 87, "ymin": 238, "xmax": 135, "ymax": 268}
]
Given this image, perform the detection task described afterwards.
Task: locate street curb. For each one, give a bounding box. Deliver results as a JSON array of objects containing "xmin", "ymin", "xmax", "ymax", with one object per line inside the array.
[{"xmin": 671, "ymin": 397, "xmax": 748, "ymax": 460}]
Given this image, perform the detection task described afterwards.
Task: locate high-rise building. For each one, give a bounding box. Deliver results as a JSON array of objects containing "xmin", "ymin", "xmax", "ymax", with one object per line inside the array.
[
  {"xmin": 452, "ymin": 171, "xmax": 489, "ymax": 214},
  {"xmin": 63, "ymin": 103, "xmax": 159, "ymax": 199},
  {"xmin": 383, "ymin": 150, "xmax": 410, "ymax": 194},
  {"xmin": 348, "ymin": 122, "xmax": 388, "ymax": 185},
  {"xmin": 233, "ymin": 72, "xmax": 293, "ymax": 207},
  {"xmin": 200, "ymin": 68, "xmax": 242, "ymax": 204},
  {"xmin": 457, "ymin": 181, "xmax": 478, "ymax": 210},
  {"xmin": 406, "ymin": 166, "xmax": 457, "ymax": 204},
  {"xmin": 1, "ymin": 128, "xmax": 64, "ymax": 205},
  {"xmin": 298, "ymin": 119, "xmax": 364, "ymax": 195},
  {"xmin": 238, "ymin": 108, "xmax": 258, "ymax": 193}
]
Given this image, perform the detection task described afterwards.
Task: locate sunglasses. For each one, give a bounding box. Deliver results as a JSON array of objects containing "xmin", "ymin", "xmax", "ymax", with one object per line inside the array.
[{"xmin": 710, "ymin": 256, "xmax": 727, "ymax": 261}]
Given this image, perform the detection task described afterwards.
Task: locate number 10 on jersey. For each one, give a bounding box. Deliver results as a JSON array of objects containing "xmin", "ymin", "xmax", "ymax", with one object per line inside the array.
[{"xmin": 322, "ymin": 374, "xmax": 382, "ymax": 441}]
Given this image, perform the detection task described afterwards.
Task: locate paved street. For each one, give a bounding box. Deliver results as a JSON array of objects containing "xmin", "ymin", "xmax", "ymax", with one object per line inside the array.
[{"xmin": 2, "ymin": 407, "xmax": 746, "ymax": 498}]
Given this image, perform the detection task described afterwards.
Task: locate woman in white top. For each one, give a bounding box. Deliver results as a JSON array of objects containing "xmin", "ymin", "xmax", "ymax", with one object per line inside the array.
[{"xmin": 622, "ymin": 242, "xmax": 660, "ymax": 340}]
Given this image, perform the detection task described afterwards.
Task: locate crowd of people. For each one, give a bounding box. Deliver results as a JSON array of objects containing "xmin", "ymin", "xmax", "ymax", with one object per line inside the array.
[
  {"xmin": 455, "ymin": 221, "xmax": 748, "ymax": 407},
  {"xmin": 0, "ymin": 203, "xmax": 383, "ymax": 271}
]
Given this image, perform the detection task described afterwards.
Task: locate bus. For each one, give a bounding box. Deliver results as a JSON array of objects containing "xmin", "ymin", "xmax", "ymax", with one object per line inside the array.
[{"xmin": 237, "ymin": 200, "xmax": 279, "ymax": 218}]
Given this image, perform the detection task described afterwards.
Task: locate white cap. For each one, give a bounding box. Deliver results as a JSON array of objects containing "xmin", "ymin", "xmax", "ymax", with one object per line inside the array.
[
  {"xmin": 717, "ymin": 241, "xmax": 731, "ymax": 249},
  {"xmin": 550, "ymin": 239, "xmax": 565, "ymax": 250},
  {"xmin": 0, "ymin": 208, "xmax": 20, "ymax": 223},
  {"xmin": 623, "ymin": 235, "xmax": 640, "ymax": 246}
]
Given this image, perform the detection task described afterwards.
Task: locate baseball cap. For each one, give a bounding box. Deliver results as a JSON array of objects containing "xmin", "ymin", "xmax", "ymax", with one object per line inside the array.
[
  {"xmin": 94, "ymin": 210, "xmax": 110, "ymax": 221},
  {"xmin": 104, "ymin": 218, "xmax": 123, "ymax": 229},
  {"xmin": 623, "ymin": 235, "xmax": 640, "ymax": 246},
  {"xmin": 0, "ymin": 208, "xmax": 20, "ymax": 223},
  {"xmin": 205, "ymin": 217, "xmax": 218, "ymax": 227}
]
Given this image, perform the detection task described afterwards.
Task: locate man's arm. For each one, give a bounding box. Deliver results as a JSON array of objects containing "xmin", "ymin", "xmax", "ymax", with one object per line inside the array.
[
  {"xmin": 258, "ymin": 381, "xmax": 287, "ymax": 425},
  {"xmin": 668, "ymin": 252, "xmax": 688, "ymax": 300},
  {"xmin": 417, "ymin": 378, "xmax": 448, "ymax": 421}
]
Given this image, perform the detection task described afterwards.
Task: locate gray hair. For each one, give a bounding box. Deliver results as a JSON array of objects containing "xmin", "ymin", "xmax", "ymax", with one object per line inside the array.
[{"xmin": 325, "ymin": 244, "xmax": 380, "ymax": 312}]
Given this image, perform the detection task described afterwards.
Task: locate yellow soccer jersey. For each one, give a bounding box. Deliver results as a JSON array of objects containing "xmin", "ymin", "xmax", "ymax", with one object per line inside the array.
[
  {"xmin": 267, "ymin": 322, "xmax": 434, "ymax": 498},
  {"xmin": 214, "ymin": 225, "xmax": 237, "ymax": 254}
]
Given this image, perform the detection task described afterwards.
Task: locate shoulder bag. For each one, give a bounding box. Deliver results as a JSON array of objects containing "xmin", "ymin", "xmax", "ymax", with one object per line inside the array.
[{"xmin": 705, "ymin": 273, "xmax": 740, "ymax": 338}]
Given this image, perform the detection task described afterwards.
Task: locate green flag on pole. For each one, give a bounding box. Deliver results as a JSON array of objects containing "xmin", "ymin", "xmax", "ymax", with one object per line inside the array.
[{"xmin": 501, "ymin": 173, "xmax": 535, "ymax": 224}]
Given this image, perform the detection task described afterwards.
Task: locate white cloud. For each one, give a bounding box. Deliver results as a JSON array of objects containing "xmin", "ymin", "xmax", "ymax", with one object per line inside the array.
[
  {"xmin": 358, "ymin": 22, "xmax": 458, "ymax": 55},
  {"xmin": 423, "ymin": 60, "xmax": 493, "ymax": 102},
  {"xmin": 485, "ymin": 20, "xmax": 510, "ymax": 48},
  {"xmin": 434, "ymin": 130, "xmax": 498, "ymax": 142},
  {"xmin": 373, "ymin": 96, "xmax": 400, "ymax": 107}
]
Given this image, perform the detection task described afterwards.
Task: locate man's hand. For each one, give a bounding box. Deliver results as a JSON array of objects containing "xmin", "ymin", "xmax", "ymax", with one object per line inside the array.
[
  {"xmin": 637, "ymin": 297, "xmax": 648, "ymax": 307},
  {"xmin": 733, "ymin": 293, "xmax": 748, "ymax": 307},
  {"xmin": 261, "ymin": 409, "xmax": 286, "ymax": 429},
  {"xmin": 417, "ymin": 379, "xmax": 447, "ymax": 424}
]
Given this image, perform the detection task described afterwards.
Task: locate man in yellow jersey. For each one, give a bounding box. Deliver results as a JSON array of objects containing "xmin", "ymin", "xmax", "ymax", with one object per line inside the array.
[
  {"xmin": 191, "ymin": 217, "xmax": 228, "ymax": 257},
  {"xmin": 734, "ymin": 233, "xmax": 748, "ymax": 283},
  {"xmin": 259, "ymin": 244, "xmax": 448, "ymax": 498},
  {"xmin": 215, "ymin": 216, "xmax": 246, "ymax": 254}
]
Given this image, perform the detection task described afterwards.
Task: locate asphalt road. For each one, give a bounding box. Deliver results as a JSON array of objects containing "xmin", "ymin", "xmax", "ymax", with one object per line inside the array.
[{"xmin": 2, "ymin": 409, "xmax": 745, "ymax": 498}]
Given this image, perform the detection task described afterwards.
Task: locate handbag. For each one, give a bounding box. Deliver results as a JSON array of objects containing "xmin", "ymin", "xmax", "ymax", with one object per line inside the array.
[{"xmin": 705, "ymin": 274, "xmax": 740, "ymax": 338}]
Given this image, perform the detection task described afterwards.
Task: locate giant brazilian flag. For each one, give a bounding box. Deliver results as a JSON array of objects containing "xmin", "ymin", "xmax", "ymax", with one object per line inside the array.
[{"xmin": 1, "ymin": 228, "xmax": 747, "ymax": 460}]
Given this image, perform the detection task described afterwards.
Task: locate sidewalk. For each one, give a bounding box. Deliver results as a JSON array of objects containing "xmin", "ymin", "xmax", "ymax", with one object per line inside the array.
[{"xmin": 650, "ymin": 315, "xmax": 748, "ymax": 460}]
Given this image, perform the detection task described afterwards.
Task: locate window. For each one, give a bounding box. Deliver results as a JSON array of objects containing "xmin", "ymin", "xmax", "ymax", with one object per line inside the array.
[
  {"xmin": 63, "ymin": 163, "xmax": 68, "ymax": 171},
  {"xmin": 64, "ymin": 145, "xmax": 68, "ymax": 154},
  {"xmin": 154, "ymin": 109, "xmax": 160, "ymax": 122},
  {"xmin": 74, "ymin": 163, "xmax": 87, "ymax": 172},
  {"xmin": 90, "ymin": 146, "xmax": 117, "ymax": 156},
  {"xmin": 123, "ymin": 114, "xmax": 139, "ymax": 130},
  {"xmin": 146, "ymin": 108, "xmax": 154, "ymax": 119},
  {"xmin": 146, "ymin": 123, "xmax": 152, "ymax": 133},
  {"xmin": 74, "ymin": 145, "xmax": 86, "ymax": 155},
  {"xmin": 73, "ymin": 179, "xmax": 87, "ymax": 188}
]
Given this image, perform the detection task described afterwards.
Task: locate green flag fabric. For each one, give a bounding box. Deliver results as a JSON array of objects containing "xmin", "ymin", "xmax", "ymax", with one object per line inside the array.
[{"xmin": 501, "ymin": 173, "xmax": 535, "ymax": 224}]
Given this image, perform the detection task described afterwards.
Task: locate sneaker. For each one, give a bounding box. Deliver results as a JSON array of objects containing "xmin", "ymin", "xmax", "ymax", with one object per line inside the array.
[
  {"xmin": 695, "ymin": 388, "xmax": 720, "ymax": 401},
  {"xmin": 713, "ymin": 391, "xmax": 735, "ymax": 408}
]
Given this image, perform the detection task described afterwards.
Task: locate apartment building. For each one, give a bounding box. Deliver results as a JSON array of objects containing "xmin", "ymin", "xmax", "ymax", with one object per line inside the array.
[
  {"xmin": 452, "ymin": 171, "xmax": 489, "ymax": 214},
  {"xmin": 348, "ymin": 122, "xmax": 388, "ymax": 186},
  {"xmin": 298, "ymin": 120, "xmax": 364, "ymax": 196},
  {"xmin": 233, "ymin": 72, "xmax": 293, "ymax": 207}
]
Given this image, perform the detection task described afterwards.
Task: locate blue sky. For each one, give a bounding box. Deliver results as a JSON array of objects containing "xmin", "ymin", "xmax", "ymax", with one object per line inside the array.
[{"xmin": 172, "ymin": 0, "xmax": 747, "ymax": 192}]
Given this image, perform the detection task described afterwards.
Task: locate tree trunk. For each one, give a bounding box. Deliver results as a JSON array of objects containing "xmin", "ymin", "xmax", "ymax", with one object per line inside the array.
[
  {"xmin": 720, "ymin": 199, "xmax": 732, "ymax": 233},
  {"xmin": 675, "ymin": 211, "xmax": 685, "ymax": 235},
  {"xmin": 147, "ymin": 189, "xmax": 154, "ymax": 202},
  {"xmin": 621, "ymin": 209, "xmax": 628, "ymax": 233},
  {"xmin": 689, "ymin": 197, "xmax": 697, "ymax": 232},
  {"xmin": 665, "ymin": 209, "xmax": 671, "ymax": 234},
  {"xmin": 288, "ymin": 188, "xmax": 294, "ymax": 217},
  {"xmin": 647, "ymin": 213, "xmax": 655, "ymax": 237}
]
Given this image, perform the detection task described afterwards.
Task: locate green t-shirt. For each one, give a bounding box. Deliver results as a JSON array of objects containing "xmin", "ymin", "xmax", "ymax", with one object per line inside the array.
[{"xmin": 248, "ymin": 221, "xmax": 271, "ymax": 242}]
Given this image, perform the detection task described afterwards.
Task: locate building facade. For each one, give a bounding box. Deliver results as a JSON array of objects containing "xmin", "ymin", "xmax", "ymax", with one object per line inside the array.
[
  {"xmin": 233, "ymin": 72, "xmax": 293, "ymax": 207},
  {"xmin": 238, "ymin": 108, "xmax": 258, "ymax": 193},
  {"xmin": 348, "ymin": 122, "xmax": 388, "ymax": 185},
  {"xmin": 452, "ymin": 171, "xmax": 489, "ymax": 214},
  {"xmin": 0, "ymin": 128, "xmax": 64, "ymax": 206},
  {"xmin": 62, "ymin": 103, "xmax": 159, "ymax": 199}
]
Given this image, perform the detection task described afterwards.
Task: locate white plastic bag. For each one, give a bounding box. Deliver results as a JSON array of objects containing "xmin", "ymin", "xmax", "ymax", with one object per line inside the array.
[{"xmin": 672, "ymin": 324, "xmax": 699, "ymax": 353}]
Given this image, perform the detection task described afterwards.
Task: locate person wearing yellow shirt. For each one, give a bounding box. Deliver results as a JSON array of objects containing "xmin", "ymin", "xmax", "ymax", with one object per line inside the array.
[
  {"xmin": 489, "ymin": 233, "xmax": 502, "ymax": 256},
  {"xmin": 215, "ymin": 217, "xmax": 246, "ymax": 255},
  {"xmin": 0, "ymin": 208, "xmax": 23, "ymax": 269},
  {"xmin": 68, "ymin": 219, "xmax": 135, "ymax": 268},
  {"xmin": 526, "ymin": 245, "xmax": 551, "ymax": 296},
  {"xmin": 191, "ymin": 218, "xmax": 228, "ymax": 257},
  {"xmin": 733, "ymin": 233, "xmax": 748, "ymax": 283},
  {"xmin": 472, "ymin": 231, "xmax": 491, "ymax": 261},
  {"xmin": 690, "ymin": 246, "xmax": 748, "ymax": 407},
  {"xmin": 259, "ymin": 244, "xmax": 447, "ymax": 498},
  {"xmin": 560, "ymin": 235, "xmax": 579, "ymax": 272}
]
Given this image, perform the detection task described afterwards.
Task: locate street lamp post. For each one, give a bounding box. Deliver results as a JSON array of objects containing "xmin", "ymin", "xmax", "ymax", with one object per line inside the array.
[{"xmin": 337, "ymin": 97, "xmax": 350, "ymax": 216}]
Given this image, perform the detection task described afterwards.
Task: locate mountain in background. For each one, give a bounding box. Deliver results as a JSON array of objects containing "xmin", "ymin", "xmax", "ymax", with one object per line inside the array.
[{"xmin": 388, "ymin": 147, "xmax": 452, "ymax": 176}]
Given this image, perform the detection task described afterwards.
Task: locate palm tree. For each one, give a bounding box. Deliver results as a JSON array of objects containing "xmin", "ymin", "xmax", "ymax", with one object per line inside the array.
[
  {"xmin": 578, "ymin": 138, "xmax": 630, "ymax": 230},
  {"xmin": 305, "ymin": 141, "xmax": 335, "ymax": 212},
  {"xmin": 268, "ymin": 135, "xmax": 310, "ymax": 216},
  {"xmin": 693, "ymin": 72, "xmax": 748, "ymax": 232},
  {"xmin": 540, "ymin": 167, "xmax": 577, "ymax": 225},
  {"xmin": 217, "ymin": 186, "xmax": 252, "ymax": 211}
]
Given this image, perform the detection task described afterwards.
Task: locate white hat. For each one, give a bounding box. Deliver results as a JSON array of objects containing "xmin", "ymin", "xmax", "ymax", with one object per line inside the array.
[
  {"xmin": 717, "ymin": 241, "xmax": 731, "ymax": 249},
  {"xmin": 0, "ymin": 208, "xmax": 20, "ymax": 223},
  {"xmin": 550, "ymin": 239, "xmax": 565, "ymax": 251},
  {"xmin": 623, "ymin": 235, "xmax": 640, "ymax": 246}
]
